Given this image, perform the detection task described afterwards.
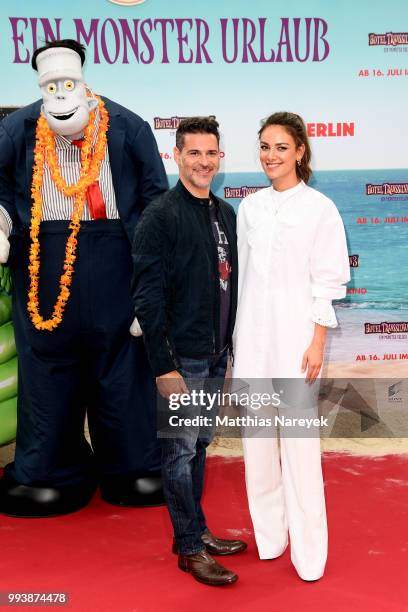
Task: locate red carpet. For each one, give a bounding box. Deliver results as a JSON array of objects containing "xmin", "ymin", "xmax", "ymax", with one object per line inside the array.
[{"xmin": 1, "ymin": 454, "xmax": 407, "ymax": 611}]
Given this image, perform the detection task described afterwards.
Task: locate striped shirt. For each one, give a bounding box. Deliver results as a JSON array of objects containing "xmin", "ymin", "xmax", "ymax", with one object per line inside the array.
[{"xmin": 0, "ymin": 109, "xmax": 119, "ymax": 234}]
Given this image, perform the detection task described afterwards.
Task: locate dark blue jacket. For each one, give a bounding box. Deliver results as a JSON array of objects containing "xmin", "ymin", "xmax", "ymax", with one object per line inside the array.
[
  {"xmin": 0, "ymin": 96, "xmax": 168, "ymax": 243},
  {"xmin": 132, "ymin": 180, "xmax": 238, "ymax": 377}
]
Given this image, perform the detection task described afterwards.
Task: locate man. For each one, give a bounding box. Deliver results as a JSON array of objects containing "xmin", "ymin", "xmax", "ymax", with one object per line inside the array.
[
  {"xmin": 131, "ymin": 117, "xmax": 246, "ymax": 586},
  {"xmin": 0, "ymin": 39, "xmax": 168, "ymax": 517}
]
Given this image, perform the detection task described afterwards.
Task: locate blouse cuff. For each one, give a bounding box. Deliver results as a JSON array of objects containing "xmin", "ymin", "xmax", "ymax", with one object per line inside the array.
[{"xmin": 311, "ymin": 298, "xmax": 338, "ymax": 328}]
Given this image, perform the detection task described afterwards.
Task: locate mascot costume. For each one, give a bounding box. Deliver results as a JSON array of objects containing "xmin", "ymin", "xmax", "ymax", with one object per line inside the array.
[{"xmin": 0, "ymin": 39, "xmax": 168, "ymax": 517}]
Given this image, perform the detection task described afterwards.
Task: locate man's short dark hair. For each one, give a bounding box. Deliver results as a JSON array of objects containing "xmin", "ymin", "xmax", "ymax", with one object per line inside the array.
[
  {"xmin": 32, "ymin": 39, "xmax": 86, "ymax": 71},
  {"xmin": 176, "ymin": 116, "xmax": 220, "ymax": 150}
]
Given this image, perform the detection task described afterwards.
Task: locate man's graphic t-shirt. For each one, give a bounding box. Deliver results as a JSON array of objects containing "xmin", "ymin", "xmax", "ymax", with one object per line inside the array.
[{"xmin": 209, "ymin": 203, "xmax": 231, "ymax": 350}]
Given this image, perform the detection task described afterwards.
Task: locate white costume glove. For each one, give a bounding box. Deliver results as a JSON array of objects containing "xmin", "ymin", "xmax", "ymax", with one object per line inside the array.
[
  {"xmin": 129, "ymin": 317, "xmax": 143, "ymax": 337},
  {"xmin": 0, "ymin": 229, "xmax": 10, "ymax": 264},
  {"xmin": 0, "ymin": 212, "xmax": 11, "ymax": 264}
]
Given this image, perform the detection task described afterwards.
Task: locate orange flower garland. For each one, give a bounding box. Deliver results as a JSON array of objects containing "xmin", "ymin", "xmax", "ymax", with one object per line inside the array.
[{"xmin": 28, "ymin": 96, "xmax": 109, "ymax": 331}]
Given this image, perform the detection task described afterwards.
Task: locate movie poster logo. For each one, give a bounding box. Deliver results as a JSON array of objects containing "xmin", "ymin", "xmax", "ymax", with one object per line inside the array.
[
  {"xmin": 223, "ymin": 186, "xmax": 265, "ymax": 199},
  {"xmin": 154, "ymin": 116, "xmax": 188, "ymax": 130},
  {"xmin": 366, "ymin": 183, "xmax": 408, "ymax": 196},
  {"xmin": 369, "ymin": 32, "xmax": 408, "ymax": 46},
  {"xmin": 349, "ymin": 254, "xmax": 359, "ymax": 267},
  {"xmin": 154, "ymin": 115, "xmax": 218, "ymax": 131},
  {"xmin": 365, "ymin": 322, "xmax": 408, "ymax": 335}
]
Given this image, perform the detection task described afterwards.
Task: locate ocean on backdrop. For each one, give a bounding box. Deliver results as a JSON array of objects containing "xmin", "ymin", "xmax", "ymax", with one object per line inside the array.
[{"xmin": 169, "ymin": 169, "xmax": 408, "ymax": 363}]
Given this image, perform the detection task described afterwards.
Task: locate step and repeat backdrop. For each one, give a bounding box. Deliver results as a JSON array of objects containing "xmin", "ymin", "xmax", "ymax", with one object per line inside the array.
[{"xmin": 0, "ymin": 0, "xmax": 407, "ymax": 378}]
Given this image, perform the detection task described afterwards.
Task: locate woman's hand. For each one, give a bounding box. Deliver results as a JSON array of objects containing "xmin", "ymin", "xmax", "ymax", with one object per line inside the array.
[
  {"xmin": 301, "ymin": 324, "xmax": 327, "ymax": 384},
  {"xmin": 301, "ymin": 342, "xmax": 324, "ymax": 384}
]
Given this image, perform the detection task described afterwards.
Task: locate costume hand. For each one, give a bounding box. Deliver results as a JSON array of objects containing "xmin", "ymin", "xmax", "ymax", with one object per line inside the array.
[
  {"xmin": 156, "ymin": 370, "xmax": 189, "ymax": 400},
  {"xmin": 129, "ymin": 317, "xmax": 143, "ymax": 337},
  {"xmin": 301, "ymin": 341, "xmax": 324, "ymax": 384},
  {"xmin": 0, "ymin": 230, "xmax": 10, "ymax": 264}
]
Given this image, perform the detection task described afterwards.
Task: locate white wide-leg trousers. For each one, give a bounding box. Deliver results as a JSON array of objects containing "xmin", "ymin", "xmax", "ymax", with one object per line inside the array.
[{"xmin": 242, "ymin": 435, "xmax": 328, "ymax": 581}]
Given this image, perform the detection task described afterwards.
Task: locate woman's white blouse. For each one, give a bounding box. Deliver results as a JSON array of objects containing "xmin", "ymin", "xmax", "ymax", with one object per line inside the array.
[{"xmin": 233, "ymin": 181, "xmax": 350, "ymax": 378}]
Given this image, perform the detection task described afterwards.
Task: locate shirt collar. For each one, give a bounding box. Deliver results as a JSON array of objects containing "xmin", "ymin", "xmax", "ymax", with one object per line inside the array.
[
  {"xmin": 175, "ymin": 179, "xmax": 218, "ymax": 207},
  {"xmin": 270, "ymin": 180, "xmax": 305, "ymax": 202},
  {"xmin": 54, "ymin": 107, "xmax": 100, "ymax": 150}
]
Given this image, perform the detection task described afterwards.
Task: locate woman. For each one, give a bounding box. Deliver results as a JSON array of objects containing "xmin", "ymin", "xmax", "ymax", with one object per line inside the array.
[{"xmin": 233, "ymin": 112, "xmax": 350, "ymax": 581}]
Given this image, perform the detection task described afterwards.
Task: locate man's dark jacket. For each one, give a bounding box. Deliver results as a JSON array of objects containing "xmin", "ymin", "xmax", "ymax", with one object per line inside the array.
[
  {"xmin": 0, "ymin": 96, "xmax": 168, "ymax": 242},
  {"xmin": 131, "ymin": 180, "xmax": 238, "ymax": 377}
]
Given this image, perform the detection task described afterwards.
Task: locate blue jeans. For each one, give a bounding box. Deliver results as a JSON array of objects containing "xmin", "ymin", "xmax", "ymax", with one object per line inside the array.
[{"xmin": 160, "ymin": 350, "xmax": 228, "ymax": 556}]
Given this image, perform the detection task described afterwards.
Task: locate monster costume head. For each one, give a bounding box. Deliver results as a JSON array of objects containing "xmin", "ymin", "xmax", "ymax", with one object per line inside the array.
[{"xmin": 32, "ymin": 39, "xmax": 98, "ymax": 137}]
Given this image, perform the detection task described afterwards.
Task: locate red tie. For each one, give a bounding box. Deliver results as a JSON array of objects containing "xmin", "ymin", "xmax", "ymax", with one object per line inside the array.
[{"xmin": 71, "ymin": 139, "xmax": 107, "ymax": 219}]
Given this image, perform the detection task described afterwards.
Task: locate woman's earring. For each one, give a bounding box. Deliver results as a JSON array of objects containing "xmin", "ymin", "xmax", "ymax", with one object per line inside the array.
[{"xmin": 297, "ymin": 159, "xmax": 301, "ymax": 166}]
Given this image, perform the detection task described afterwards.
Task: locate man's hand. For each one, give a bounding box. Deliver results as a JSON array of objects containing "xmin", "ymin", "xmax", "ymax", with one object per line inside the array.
[
  {"xmin": 156, "ymin": 370, "xmax": 189, "ymax": 400},
  {"xmin": 0, "ymin": 230, "xmax": 10, "ymax": 264}
]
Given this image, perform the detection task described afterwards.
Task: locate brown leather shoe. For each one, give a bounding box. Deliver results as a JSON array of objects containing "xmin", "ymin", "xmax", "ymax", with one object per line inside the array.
[
  {"xmin": 178, "ymin": 549, "xmax": 238, "ymax": 586},
  {"xmin": 201, "ymin": 530, "xmax": 248, "ymax": 556},
  {"xmin": 172, "ymin": 530, "xmax": 247, "ymax": 556}
]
